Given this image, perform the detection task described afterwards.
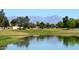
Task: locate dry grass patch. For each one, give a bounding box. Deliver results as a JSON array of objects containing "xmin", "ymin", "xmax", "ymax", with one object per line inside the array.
[{"xmin": 0, "ymin": 30, "xmax": 29, "ymax": 39}]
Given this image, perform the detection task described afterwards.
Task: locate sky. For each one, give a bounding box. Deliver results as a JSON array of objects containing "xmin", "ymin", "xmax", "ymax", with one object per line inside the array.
[{"xmin": 4, "ymin": 9, "xmax": 79, "ymax": 18}]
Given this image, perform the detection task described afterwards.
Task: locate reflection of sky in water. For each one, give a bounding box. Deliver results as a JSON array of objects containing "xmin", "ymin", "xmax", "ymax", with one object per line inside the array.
[{"xmin": 5, "ymin": 36, "xmax": 79, "ymax": 50}]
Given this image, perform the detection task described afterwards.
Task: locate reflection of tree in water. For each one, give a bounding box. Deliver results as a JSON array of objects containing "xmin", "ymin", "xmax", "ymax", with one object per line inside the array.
[
  {"xmin": 0, "ymin": 44, "xmax": 7, "ymax": 50},
  {"xmin": 0, "ymin": 36, "xmax": 35, "ymax": 49},
  {"xmin": 0, "ymin": 36, "xmax": 48, "ymax": 49},
  {"xmin": 58, "ymin": 36, "xmax": 79, "ymax": 46},
  {"xmin": 14, "ymin": 36, "xmax": 35, "ymax": 48},
  {"xmin": 36, "ymin": 35, "xmax": 54, "ymax": 41},
  {"xmin": 16, "ymin": 35, "xmax": 79, "ymax": 48},
  {"xmin": 1, "ymin": 35, "xmax": 79, "ymax": 49},
  {"xmin": 37, "ymin": 35, "xmax": 46, "ymax": 41},
  {"xmin": 0, "ymin": 36, "xmax": 40, "ymax": 49},
  {"xmin": 0, "ymin": 36, "xmax": 11, "ymax": 50},
  {"xmin": 13, "ymin": 36, "xmax": 51, "ymax": 48},
  {"xmin": 0, "ymin": 39, "xmax": 12, "ymax": 50}
]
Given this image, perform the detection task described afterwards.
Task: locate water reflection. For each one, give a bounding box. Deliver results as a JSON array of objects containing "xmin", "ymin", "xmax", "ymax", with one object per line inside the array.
[
  {"xmin": 58, "ymin": 36, "xmax": 79, "ymax": 46},
  {"xmin": 0, "ymin": 35, "xmax": 79, "ymax": 50},
  {"xmin": 14, "ymin": 36, "xmax": 34, "ymax": 48}
]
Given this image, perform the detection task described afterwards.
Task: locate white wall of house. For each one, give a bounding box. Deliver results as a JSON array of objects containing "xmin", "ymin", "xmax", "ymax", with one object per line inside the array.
[
  {"xmin": 12, "ymin": 26, "xmax": 23, "ymax": 30},
  {"xmin": 13, "ymin": 26, "xmax": 19, "ymax": 30}
]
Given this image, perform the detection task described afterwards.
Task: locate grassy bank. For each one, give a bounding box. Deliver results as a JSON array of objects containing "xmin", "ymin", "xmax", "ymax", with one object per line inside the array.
[
  {"xmin": 0, "ymin": 30, "xmax": 28, "ymax": 49},
  {"xmin": 14, "ymin": 28, "xmax": 79, "ymax": 37},
  {"xmin": 1, "ymin": 28, "xmax": 79, "ymax": 39},
  {"xmin": 0, "ymin": 35, "xmax": 25, "ymax": 50},
  {"xmin": 0, "ymin": 30, "xmax": 28, "ymax": 39}
]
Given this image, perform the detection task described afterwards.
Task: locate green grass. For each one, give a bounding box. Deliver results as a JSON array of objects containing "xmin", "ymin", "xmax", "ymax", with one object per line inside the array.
[
  {"xmin": 14, "ymin": 28, "xmax": 79, "ymax": 36},
  {"xmin": 0, "ymin": 36, "xmax": 11, "ymax": 40},
  {"xmin": 0, "ymin": 35, "xmax": 24, "ymax": 50},
  {"xmin": 1, "ymin": 28, "xmax": 79, "ymax": 39}
]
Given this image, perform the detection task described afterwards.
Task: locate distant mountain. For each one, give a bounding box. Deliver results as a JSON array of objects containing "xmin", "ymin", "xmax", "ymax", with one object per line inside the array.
[
  {"xmin": 7, "ymin": 16, "xmax": 17, "ymax": 22},
  {"xmin": 29, "ymin": 15, "xmax": 63, "ymax": 24},
  {"xmin": 8, "ymin": 15, "xmax": 63, "ymax": 24}
]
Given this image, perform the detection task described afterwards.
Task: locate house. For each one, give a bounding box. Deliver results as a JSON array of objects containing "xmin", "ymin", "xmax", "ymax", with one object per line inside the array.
[
  {"xmin": 12, "ymin": 26, "xmax": 23, "ymax": 30},
  {"xmin": 12, "ymin": 26, "xmax": 19, "ymax": 30}
]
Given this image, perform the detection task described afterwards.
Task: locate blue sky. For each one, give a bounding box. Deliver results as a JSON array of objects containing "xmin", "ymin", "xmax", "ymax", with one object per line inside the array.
[{"xmin": 4, "ymin": 9, "xmax": 79, "ymax": 18}]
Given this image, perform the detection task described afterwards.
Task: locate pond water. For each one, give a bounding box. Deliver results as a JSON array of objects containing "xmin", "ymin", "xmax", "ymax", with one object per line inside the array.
[{"xmin": 1, "ymin": 35, "xmax": 79, "ymax": 50}]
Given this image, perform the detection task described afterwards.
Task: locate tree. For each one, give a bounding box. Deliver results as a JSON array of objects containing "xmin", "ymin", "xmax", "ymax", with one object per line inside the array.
[
  {"xmin": 2, "ymin": 17, "xmax": 9, "ymax": 29},
  {"xmin": 66, "ymin": 18, "xmax": 76, "ymax": 29},
  {"xmin": 39, "ymin": 22, "xmax": 45, "ymax": 29},
  {"xmin": 63, "ymin": 16, "xmax": 69, "ymax": 28},
  {"xmin": 0, "ymin": 9, "xmax": 9, "ymax": 29},
  {"xmin": 57, "ymin": 21, "xmax": 64, "ymax": 28},
  {"xmin": 16, "ymin": 16, "xmax": 30, "ymax": 29},
  {"xmin": 23, "ymin": 16, "xmax": 30, "ymax": 29},
  {"xmin": 10, "ymin": 19, "xmax": 17, "ymax": 26},
  {"xmin": 50, "ymin": 24, "xmax": 55, "ymax": 28},
  {"xmin": 0, "ymin": 9, "xmax": 5, "ymax": 27},
  {"xmin": 36, "ymin": 21, "xmax": 40, "ymax": 26},
  {"xmin": 75, "ymin": 19, "xmax": 79, "ymax": 28},
  {"xmin": 46, "ymin": 23, "xmax": 51, "ymax": 28},
  {"xmin": 29, "ymin": 22, "xmax": 36, "ymax": 28}
]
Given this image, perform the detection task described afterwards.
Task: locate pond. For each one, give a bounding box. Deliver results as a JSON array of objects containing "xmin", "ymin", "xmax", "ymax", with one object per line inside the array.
[{"xmin": 0, "ymin": 35, "xmax": 79, "ymax": 50}]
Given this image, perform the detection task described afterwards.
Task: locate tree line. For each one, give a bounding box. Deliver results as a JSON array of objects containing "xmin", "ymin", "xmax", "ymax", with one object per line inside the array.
[
  {"xmin": 0, "ymin": 9, "xmax": 79, "ymax": 30},
  {"xmin": 57, "ymin": 16, "xmax": 79, "ymax": 29}
]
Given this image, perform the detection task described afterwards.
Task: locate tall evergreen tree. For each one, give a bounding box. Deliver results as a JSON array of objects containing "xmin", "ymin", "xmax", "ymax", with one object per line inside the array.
[
  {"xmin": 63, "ymin": 16, "xmax": 69, "ymax": 28},
  {"xmin": 0, "ymin": 9, "xmax": 9, "ymax": 29}
]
